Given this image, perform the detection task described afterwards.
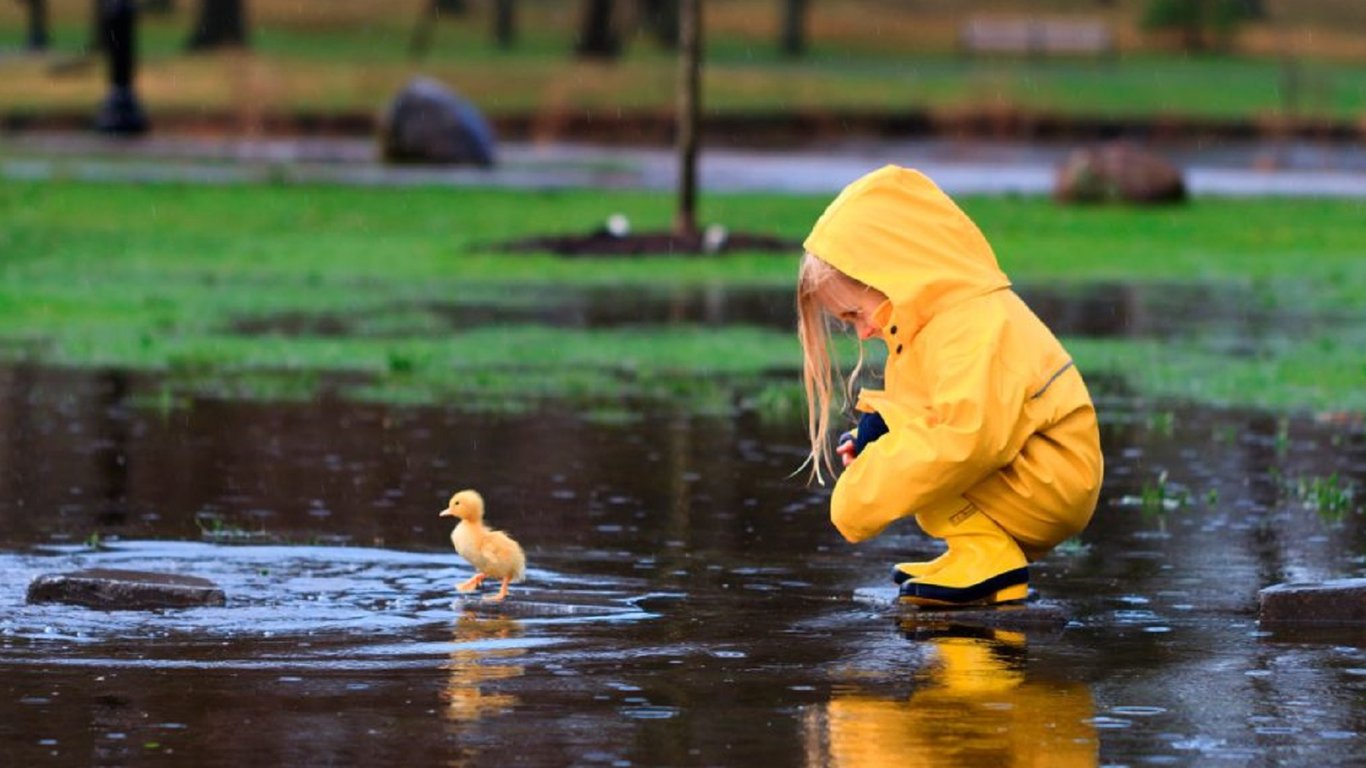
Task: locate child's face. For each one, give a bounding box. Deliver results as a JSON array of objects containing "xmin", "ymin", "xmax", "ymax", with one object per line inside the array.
[{"xmin": 818, "ymin": 275, "xmax": 887, "ymax": 342}]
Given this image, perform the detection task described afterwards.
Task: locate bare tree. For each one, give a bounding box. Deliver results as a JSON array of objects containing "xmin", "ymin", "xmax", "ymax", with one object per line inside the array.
[
  {"xmin": 576, "ymin": 0, "xmax": 620, "ymax": 59},
  {"xmin": 186, "ymin": 0, "xmax": 248, "ymax": 50},
  {"xmin": 674, "ymin": 0, "xmax": 700, "ymax": 238},
  {"xmin": 780, "ymin": 0, "xmax": 808, "ymax": 56},
  {"xmin": 638, "ymin": 0, "xmax": 678, "ymax": 48},
  {"xmin": 493, "ymin": 0, "xmax": 517, "ymax": 48},
  {"xmin": 21, "ymin": 0, "xmax": 49, "ymax": 50}
]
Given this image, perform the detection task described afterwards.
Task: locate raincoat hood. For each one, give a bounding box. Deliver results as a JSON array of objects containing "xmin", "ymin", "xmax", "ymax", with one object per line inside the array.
[{"xmin": 803, "ymin": 165, "xmax": 1010, "ymax": 336}]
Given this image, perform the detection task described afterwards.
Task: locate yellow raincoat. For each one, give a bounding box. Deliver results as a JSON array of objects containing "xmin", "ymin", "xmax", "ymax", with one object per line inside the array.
[{"xmin": 804, "ymin": 166, "xmax": 1102, "ymax": 557}]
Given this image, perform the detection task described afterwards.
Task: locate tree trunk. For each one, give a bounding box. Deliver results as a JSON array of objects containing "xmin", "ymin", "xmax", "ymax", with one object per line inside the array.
[
  {"xmin": 24, "ymin": 0, "xmax": 50, "ymax": 50},
  {"xmin": 576, "ymin": 0, "xmax": 620, "ymax": 59},
  {"xmin": 493, "ymin": 0, "xmax": 517, "ymax": 48},
  {"xmin": 186, "ymin": 0, "xmax": 248, "ymax": 51},
  {"xmin": 638, "ymin": 0, "xmax": 678, "ymax": 48},
  {"xmin": 89, "ymin": 0, "xmax": 104, "ymax": 52},
  {"xmin": 1182, "ymin": 0, "xmax": 1207, "ymax": 52},
  {"xmin": 674, "ymin": 0, "xmax": 701, "ymax": 238},
  {"xmin": 780, "ymin": 0, "xmax": 807, "ymax": 57}
]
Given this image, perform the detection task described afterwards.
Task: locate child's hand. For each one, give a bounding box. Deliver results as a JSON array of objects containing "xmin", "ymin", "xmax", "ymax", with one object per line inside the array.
[
  {"xmin": 836, "ymin": 434, "xmax": 857, "ymax": 467},
  {"xmin": 836, "ymin": 412, "xmax": 890, "ymax": 467}
]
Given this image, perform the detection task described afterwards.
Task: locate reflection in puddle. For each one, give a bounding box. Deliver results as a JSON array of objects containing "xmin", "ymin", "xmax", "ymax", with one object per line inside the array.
[
  {"xmin": 808, "ymin": 624, "xmax": 1096, "ymax": 767},
  {"xmin": 442, "ymin": 610, "xmax": 525, "ymax": 722}
]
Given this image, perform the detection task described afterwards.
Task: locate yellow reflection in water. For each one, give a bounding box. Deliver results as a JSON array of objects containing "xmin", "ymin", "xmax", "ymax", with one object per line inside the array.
[
  {"xmin": 441, "ymin": 609, "xmax": 526, "ymax": 722},
  {"xmin": 808, "ymin": 623, "xmax": 1097, "ymax": 768}
]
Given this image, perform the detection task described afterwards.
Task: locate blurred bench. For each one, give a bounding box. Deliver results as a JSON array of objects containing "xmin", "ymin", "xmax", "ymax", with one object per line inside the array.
[{"xmin": 960, "ymin": 16, "xmax": 1114, "ymax": 59}]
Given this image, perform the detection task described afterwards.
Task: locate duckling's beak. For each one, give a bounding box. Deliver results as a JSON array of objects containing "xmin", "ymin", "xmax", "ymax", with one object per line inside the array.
[{"xmin": 438, "ymin": 508, "xmax": 455, "ymax": 518}]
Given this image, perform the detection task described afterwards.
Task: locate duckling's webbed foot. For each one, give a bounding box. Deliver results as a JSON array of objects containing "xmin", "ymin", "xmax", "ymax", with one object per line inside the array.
[
  {"xmin": 457, "ymin": 573, "xmax": 487, "ymax": 593},
  {"xmin": 482, "ymin": 577, "xmax": 512, "ymax": 603}
]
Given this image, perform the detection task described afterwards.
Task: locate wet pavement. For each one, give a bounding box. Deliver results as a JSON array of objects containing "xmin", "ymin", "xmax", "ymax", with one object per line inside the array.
[{"xmin": 4, "ymin": 131, "xmax": 1366, "ymax": 197}]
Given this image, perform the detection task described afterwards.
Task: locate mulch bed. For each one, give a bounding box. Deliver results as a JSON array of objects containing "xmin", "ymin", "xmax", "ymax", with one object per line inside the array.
[{"xmin": 499, "ymin": 229, "xmax": 800, "ymax": 257}]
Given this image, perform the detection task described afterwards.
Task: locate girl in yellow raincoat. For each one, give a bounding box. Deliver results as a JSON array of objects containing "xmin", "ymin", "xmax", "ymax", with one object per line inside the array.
[{"xmin": 797, "ymin": 165, "xmax": 1103, "ymax": 607}]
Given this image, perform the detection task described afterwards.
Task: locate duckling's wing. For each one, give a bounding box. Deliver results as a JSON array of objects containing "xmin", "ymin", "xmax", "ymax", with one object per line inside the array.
[{"xmin": 478, "ymin": 531, "xmax": 527, "ymax": 581}]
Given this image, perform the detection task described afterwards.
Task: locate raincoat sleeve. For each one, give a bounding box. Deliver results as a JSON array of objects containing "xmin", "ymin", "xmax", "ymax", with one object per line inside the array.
[{"xmin": 829, "ymin": 312, "xmax": 1027, "ymax": 543}]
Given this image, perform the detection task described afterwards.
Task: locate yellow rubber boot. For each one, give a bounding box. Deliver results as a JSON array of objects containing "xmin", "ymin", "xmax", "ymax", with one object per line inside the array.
[
  {"xmin": 890, "ymin": 552, "xmax": 949, "ymax": 585},
  {"xmin": 899, "ymin": 502, "xmax": 1029, "ymax": 607}
]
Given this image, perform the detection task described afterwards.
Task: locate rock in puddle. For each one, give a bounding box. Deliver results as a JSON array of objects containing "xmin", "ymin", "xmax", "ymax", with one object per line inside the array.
[
  {"xmin": 1258, "ymin": 578, "xmax": 1366, "ymax": 627},
  {"xmin": 27, "ymin": 568, "xmax": 226, "ymax": 610}
]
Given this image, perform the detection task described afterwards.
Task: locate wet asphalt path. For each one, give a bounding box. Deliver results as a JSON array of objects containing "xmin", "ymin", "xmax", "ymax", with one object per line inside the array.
[{"xmin": 3, "ymin": 132, "xmax": 1366, "ymax": 197}]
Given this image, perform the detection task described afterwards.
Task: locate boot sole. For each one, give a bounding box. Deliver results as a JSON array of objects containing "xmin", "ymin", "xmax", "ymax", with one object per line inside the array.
[{"xmin": 899, "ymin": 567, "xmax": 1030, "ymax": 607}]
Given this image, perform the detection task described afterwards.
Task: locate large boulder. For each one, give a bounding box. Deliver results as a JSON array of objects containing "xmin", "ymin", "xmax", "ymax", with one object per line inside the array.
[
  {"xmin": 1054, "ymin": 141, "xmax": 1186, "ymax": 204},
  {"xmin": 379, "ymin": 76, "xmax": 496, "ymax": 167}
]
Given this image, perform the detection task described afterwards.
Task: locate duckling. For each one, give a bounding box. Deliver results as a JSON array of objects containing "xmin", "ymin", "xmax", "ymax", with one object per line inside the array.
[{"xmin": 438, "ymin": 489, "xmax": 526, "ymax": 603}]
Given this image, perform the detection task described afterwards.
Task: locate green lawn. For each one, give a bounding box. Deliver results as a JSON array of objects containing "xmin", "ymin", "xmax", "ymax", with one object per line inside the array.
[{"xmin": 0, "ymin": 179, "xmax": 1363, "ymax": 417}]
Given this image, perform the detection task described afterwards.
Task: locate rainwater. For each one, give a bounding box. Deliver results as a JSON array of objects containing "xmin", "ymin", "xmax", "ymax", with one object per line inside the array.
[{"xmin": 1, "ymin": 285, "xmax": 1363, "ymax": 766}]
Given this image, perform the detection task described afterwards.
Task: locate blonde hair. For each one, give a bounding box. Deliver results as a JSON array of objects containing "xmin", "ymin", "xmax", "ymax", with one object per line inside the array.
[{"xmin": 796, "ymin": 252, "xmax": 870, "ymax": 485}]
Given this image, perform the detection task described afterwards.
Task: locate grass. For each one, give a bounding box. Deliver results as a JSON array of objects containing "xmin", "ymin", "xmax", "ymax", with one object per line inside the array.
[
  {"xmin": 0, "ymin": 178, "xmax": 1364, "ymax": 416},
  {"xmin": 1, "ymin": 1, "xmax": 1363, "ymax": 123}
]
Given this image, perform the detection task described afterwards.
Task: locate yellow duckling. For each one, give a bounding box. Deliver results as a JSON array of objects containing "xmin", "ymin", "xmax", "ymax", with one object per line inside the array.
[{"xmin": 438, "ymin": 489, "xmax": 526, "ymax": 603}]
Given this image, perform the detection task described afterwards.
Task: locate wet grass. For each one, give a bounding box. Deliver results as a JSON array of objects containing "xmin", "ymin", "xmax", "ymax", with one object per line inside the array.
[{"xmin": 0, "ymin": 179, "xmax": 1363, "ymax": 416}]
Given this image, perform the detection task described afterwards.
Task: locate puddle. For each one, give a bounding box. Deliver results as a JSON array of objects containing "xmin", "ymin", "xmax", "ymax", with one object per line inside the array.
[
  {"xmin": 233, "ymin": 285, "xmax": 799, "ymax": 336},
  {"xmin": 228, "ymin": 281, "xmax": 1329, "ymax": 340},
  {"xmin": 1, "ymin": 364, "xmax": 1363, "ymax": 766}
]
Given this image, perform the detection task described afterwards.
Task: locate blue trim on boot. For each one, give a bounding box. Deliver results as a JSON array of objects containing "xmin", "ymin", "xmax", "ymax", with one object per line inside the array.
[
  {"xmin": 890, "ymin": 564, "xmax": 914, "ymax": 585},
  {"xmin": 899, "ymin": 566, "xmax": 1030, "ymax": 605}
]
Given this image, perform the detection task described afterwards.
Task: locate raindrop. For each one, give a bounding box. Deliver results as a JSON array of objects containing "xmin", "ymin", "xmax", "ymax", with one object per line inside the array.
[
  {"xmin": 1170, "ymin": 735, "xmax": 1227, "ymax": 752},
  {"xmin": 1112, "ymin": 706, "xmax": 1167, "ymax": 717},
  {"xmin": 621, "ymin": 706, "xmax": 678, "ymax": 720},
  {"xmin": 1254, "ymin": 726, "xmax": 1299, "ymax": 735}
]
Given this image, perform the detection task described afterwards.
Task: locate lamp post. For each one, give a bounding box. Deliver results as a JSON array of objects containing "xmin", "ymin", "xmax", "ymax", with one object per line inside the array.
[{"xmin": 95, "ymin": 0, "xmax": 149, "ymax": 135}]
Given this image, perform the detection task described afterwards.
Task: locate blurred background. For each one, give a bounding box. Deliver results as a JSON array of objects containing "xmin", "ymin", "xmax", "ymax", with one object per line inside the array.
[{"xmin": 2, "ymin": 0, "xmax": 1363, "ymax": 147}]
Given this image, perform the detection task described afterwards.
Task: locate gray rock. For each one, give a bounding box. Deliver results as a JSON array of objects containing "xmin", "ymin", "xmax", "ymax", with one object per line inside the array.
[
  {"xmin": 379, "ymin": 76, "xmax": 496, "ymax": 167},
  {"xmin": 1054, "ymin": 140, "xmax": 1186, "ymax": 204},
  {"xmin": 1258, "ymin": 578, "xmax": 1366, "ymax": 626},
  {"xmin": 27, "ymin": 568, "xmax": 226, "ymax": 610}
]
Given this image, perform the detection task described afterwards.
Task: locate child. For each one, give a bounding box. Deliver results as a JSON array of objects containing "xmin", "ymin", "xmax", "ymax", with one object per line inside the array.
[{"xmin": 797, "ymin": 165, "xmax": 1103, "ymax": 607}]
